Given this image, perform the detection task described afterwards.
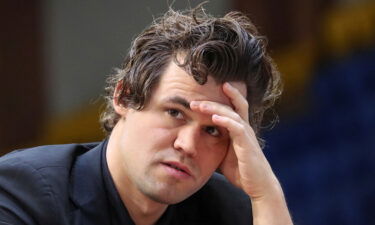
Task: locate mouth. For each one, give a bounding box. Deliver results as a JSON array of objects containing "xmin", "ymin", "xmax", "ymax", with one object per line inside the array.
[{"xmin": 161, "ymin": 161, "xmax": 192, "ymax": 177}]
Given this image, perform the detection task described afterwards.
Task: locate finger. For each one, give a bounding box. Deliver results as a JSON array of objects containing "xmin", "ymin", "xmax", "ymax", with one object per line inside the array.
[
  {"xmin": 212, "ymin": 114, "xmax": 258, "ymax": 147},
  {"xmin": 212, "ymin": 114, "xmax": 262, "ymax": 163},
  {"xmin": 190, "ymin": 100, "xmax": 242, "ymax": 123},
  {"xmin": 223, "ymin": 82, "xmax": 249, "ymax": 122},
  {"xmin": 212, "ymin": 114, "xmax": 246, "ymax": 139}
]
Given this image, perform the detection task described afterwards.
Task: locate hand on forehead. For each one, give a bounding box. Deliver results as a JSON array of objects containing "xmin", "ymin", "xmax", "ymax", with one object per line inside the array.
[{"xmin": 159, "ymin": 61, "xmax": 247, "ymax": 109}]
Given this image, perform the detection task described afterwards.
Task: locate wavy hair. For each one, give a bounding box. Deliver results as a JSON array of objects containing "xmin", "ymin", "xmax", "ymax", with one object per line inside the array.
[{"xmin": 100, "ymin": 6, "xmax": 282, "ymax": 140}]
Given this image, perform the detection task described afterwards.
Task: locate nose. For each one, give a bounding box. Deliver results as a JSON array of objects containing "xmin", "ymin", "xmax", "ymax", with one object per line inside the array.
[{"xmin": 173, "ymin": 126, "xmax": 200, "ymax": 157}]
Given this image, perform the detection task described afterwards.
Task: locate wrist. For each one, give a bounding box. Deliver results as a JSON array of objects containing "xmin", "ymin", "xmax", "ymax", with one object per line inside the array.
[
  {"xmin": 249, "ymin": 181, "xmax": 293, "ymax": 225},
  {"xmin": 245, "ymin": 173, "xmax": 282, "ymax": 200},
  {"xmin": 250, "ymin": 178, "xmax": 283, "ymax": 202}
]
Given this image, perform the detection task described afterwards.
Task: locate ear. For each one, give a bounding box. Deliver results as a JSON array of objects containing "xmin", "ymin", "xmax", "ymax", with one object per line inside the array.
[{"xmin": 113, "ymin": 81, "xmax": 128, "ymax": 117}]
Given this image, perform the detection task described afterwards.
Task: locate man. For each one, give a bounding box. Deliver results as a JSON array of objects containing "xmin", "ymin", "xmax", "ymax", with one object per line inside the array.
[{"xmin": 0, "ymin": 7, "xmax": 293, "ymax": 225}]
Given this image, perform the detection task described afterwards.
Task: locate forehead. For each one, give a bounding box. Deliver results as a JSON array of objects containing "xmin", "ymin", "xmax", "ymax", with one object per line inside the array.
[{"xmin": 154, "ymin": 61, "xmax": 246, "ymax": 106}]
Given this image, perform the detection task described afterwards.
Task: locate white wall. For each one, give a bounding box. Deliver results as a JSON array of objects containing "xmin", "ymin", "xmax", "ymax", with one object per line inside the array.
[{"xmin": 42, "ymin": 0, "xmax": 229, "ymax": 116}]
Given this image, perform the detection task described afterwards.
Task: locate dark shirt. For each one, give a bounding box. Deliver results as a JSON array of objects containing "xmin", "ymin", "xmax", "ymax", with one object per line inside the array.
[
  {"xmin": 0, "ymin": 141, "xmax": 252, "ymax": 225},
  {"xmin": 101, "ymin": 140, "xmax": 134, "ymax": 224}
]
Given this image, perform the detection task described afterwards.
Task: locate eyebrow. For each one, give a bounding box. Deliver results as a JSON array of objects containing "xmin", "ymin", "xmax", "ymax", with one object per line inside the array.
[{"xmin": 165, "ymin": 96, "xmax": 191, "ymax": 109}]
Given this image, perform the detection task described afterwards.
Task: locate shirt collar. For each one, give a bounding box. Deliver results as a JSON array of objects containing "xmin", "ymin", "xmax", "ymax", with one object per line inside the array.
[{"xmin": 101, "ymin": 140, "xmax": 135, "ymax": 225}]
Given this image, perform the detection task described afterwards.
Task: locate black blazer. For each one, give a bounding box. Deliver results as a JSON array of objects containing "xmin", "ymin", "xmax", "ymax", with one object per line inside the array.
[{"xmin": 0, "ymin": 141, "xmax": 252, "ymax": 225}]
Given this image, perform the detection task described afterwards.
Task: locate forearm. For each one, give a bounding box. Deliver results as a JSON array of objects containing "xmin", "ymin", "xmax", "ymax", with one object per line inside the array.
[{"xmin": 250, "ymin": 180, "xmax": 293, "ymax": 225}]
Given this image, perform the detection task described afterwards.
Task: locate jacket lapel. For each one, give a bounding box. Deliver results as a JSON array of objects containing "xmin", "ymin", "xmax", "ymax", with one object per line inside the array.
[{"xmin": 69, "ymin": 141, "xmax": 112, "ymax": 225}]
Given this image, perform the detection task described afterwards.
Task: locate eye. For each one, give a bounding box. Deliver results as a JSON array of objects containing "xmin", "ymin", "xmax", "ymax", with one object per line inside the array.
[
  {"xmin": 167, "ymin": 109, "xmax": 184, "ymax": 119},
  {"xmin": 204, "ymin": 126, "xmax": 220, "ymax": 137}
]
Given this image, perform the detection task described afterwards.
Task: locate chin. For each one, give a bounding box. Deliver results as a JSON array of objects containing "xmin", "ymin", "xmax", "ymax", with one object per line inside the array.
[
  {"xmin": 146, "ymin": 193, "xmax": 190, "ymax": 205},
  {"xmin": 142, "ymin": 186, "xmax": 197, "ymax": 205}
]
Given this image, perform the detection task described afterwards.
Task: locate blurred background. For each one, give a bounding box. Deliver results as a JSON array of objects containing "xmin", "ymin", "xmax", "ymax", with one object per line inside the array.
[{"xmin": 0, "ymin": 0, "xmax": 374, "ymax": 224}]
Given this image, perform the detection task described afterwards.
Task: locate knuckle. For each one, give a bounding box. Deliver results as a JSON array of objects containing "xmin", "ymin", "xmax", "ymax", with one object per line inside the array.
[
  {"xmin": 202, "ymin": 102, "xmax": 212, "ymax": 111},
  {"xmin": 242, "ymin": 100, "xmax": 249, "ymax": 109},
  {"xmin": 237, "ymin": 123, "xmax": 245, "ymax": 131},
  {"xmin": 233, "ymin": 113, "xmax": 242, "ymax": 121}
]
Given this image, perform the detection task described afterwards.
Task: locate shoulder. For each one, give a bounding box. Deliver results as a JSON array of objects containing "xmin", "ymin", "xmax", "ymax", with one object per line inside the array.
[
  {"xmin": 0, "ymin": 143, "xmax": 97, "ymax": 194},
  {"xmin": 0, "ymin": 142, "xmax": 98, "ymax": 168},
  {"xmin": 0, "ymin": 143, "xmax": 98, "ymax": 188},
  {"xmin": 174, "ymin": 172, "xmax": 252, "ymax": 225},
  {"xmin": 0, "ymin": 142, "xmax": 99, "ymax": 225}
]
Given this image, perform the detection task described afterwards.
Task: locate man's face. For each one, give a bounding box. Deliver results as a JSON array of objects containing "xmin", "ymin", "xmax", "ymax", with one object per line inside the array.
[{"xmin": 111, "ymin": 60, "xmax": 246, "ymax": 204}]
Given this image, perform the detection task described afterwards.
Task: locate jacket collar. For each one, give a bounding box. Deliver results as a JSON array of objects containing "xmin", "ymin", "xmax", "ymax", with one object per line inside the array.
[
  {"xmin": 67, "ymin": 140, "xmax": 205, "ymax": 225},
  {"xmin": 69, "ymin": 140, "xmax": 112, "ymax": 225}
]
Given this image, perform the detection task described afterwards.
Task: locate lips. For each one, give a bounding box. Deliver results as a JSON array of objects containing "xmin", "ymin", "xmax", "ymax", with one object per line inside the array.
[{"xmin": 162, "ymin": 161, "xmax": 192, "ymax": 177}]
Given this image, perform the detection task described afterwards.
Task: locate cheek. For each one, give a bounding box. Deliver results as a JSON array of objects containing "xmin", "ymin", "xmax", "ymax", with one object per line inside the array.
[
  {"xmin": 129, "ymin": 128, "xmax": 176, "ymax": 159},
  {"xmin": 121, "ymin": 128, "xmax": 175, "ymax": 169},
  {"xmin": 148, "ymin": 127, "xmax": 176, "ymax": 149},
  {"xmin": 125, "ymin": 112, "xmax": 174, "ymax": 142}
]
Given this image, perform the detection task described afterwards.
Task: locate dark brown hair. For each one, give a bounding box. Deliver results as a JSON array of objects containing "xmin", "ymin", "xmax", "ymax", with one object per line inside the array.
[{"xmin": 100, "ymin": 6, "xmax": 282, "ymax": 138}]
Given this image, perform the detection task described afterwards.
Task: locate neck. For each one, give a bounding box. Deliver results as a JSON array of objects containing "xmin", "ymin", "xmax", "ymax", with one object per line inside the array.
[
  {"xmin": 106, "ymin": 124, "xmax": 168, "ymax": 225},
  {"xmin": 120, "ymin": 193, "xmax": 167, "ymax": 225}
]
